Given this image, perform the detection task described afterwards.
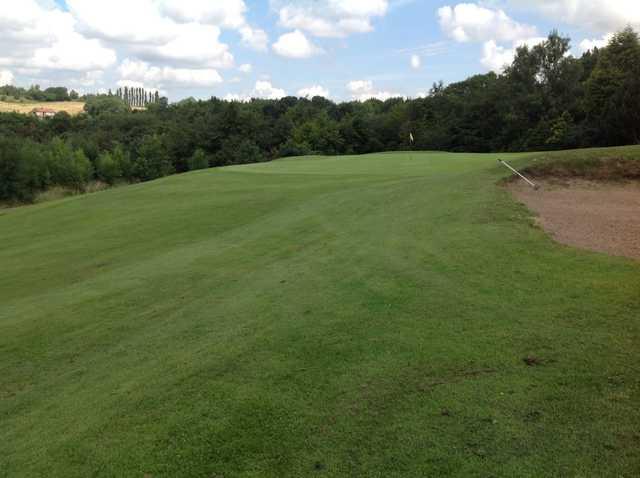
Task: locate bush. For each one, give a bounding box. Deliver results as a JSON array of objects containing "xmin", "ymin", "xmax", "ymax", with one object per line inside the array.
[
  {"xmin": 187, "ymin": 148, "xmax": 209, "ymax": 171},
  {"xmin": 213, "ymin": 138, "xmax": 264, "ymax": 166},
  {"xmin": 278, "ymin": 139, "xmax": 312, "ymax": 158},
  {"xmin": 112, "ymin": 144, "xmax": 134, "ymax": 180},
  {"xmin": 47, "ymin": 138, "xmax": 93, "ymax": 191},
  {"xmin": 134, "ymin": 135, "xmax": 174, "ymax": 181},
  {"xmin": 95, "ymin": 151, "xmax": 121, "ymax": 185},
  {"xmin": 0, "ymin": 139, "xmax": 49, "ymax": 202},
  {"xmin": 84, "ymin": 96, "xmax": 129, "ymax": 116}
]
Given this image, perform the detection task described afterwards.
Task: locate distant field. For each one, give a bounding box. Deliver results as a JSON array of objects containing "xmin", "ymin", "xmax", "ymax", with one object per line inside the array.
[
  {"xmin": 1, "ymin": 149, "xmax": 639, "ymax": 477},
  {"xmin": 0, "ymin": 100, "xmax": 85, "ymax": 115}
]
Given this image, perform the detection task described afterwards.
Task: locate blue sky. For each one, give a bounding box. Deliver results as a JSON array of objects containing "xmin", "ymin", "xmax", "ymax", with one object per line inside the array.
[{"xmin": 1, "ymin": 1, "xmax": 633, "ymax": 101}]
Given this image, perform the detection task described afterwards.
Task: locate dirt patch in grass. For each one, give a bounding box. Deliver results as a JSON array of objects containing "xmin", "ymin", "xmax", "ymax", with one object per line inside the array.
[{"xmin": 509, "ymin": 178, "xmax": 640, "ymax": 261}]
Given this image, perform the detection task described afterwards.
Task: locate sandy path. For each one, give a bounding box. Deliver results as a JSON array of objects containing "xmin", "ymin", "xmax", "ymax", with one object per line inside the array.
[{"xmin": 509, "ymin": 179, "xmax": 640, "ymax": 261}]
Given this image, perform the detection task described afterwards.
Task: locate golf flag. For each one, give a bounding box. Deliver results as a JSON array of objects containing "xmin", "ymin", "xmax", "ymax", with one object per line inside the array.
[{"xmin": 409, "ymin": 132, "xmax": 414, "ymax": 144}]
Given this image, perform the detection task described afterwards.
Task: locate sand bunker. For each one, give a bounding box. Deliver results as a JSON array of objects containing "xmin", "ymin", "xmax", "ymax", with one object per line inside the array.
[{"xmin": 509, "ymin": 179, "xmax": 640, "ymax": 261}]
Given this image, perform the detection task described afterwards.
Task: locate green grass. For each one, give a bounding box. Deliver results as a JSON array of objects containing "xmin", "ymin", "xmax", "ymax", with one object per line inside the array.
[{"xmin": 1, "ymin": 149, "xmax": 639, "ymax": 477}]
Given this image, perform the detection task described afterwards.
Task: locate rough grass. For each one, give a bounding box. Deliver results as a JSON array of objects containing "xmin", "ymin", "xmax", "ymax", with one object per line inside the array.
[
  {"xmin": 1, "ymin": 150, "xmax": 639, "ymax": 477},
  {"xmin": 0, "ymin": 100, "xmax": 86, "ymax": 115},
  {"xmin": 518, "ymin": 145, "xmax": 640, "ymax": 180}
]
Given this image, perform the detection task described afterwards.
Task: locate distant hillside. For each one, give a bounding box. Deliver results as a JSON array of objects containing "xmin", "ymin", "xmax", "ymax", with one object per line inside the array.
[{"xmin": 0, "ymin": 100, "xmax": 85, "ymax": 116}]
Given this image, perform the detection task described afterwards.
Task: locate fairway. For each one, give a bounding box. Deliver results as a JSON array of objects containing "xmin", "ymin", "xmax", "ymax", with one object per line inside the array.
[{"xmin": 1, "ymin": 152, "xmax": 639, "ymax": 476}]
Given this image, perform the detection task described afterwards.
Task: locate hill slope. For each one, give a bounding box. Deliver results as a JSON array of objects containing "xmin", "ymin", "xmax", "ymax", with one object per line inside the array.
[
  {"xmin": 0, "ymin": 100, "xmax": 85, "ymax": 115},
  {"xmin": 1, "ymin": 151, "xmax": 639, "ymax": 477}
]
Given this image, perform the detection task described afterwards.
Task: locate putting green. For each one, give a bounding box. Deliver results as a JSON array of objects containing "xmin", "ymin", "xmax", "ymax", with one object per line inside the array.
[{"xmin": 1, "ymin": 151, "xmax": 639, "ymax": 477}]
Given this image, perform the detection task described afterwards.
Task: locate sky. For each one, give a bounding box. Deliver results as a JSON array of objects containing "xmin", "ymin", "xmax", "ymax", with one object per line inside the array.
[{"xmin": 0, "ymin": 0, "xmax": 638, "ymax": 102}]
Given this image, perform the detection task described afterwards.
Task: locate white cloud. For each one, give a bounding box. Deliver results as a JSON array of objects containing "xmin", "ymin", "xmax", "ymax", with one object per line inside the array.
[
  {"xmin": 579, "ymin": 33, "xmax": 614, "ymax": 53},
  {"xmin": 254, "ymin": 80, "xmax": 286, "ymax": 99},
  {"xmin": 66, "ymin": 0, "xmax": 249, "ymax": 68},
  {"xmin": 0, "ymin": 0, "xmax": 117, "ymax": 72},
  {"xmin": 161, "ymin": 0, "xmax": 247, "ymax": 28},
  {"xmin": 298, "ymin": 85, "xmax": 330, "ymax": 98},
  {"xmin": 272, "ymin": 0, "xmax": 388, "ymax": 38},
  {"xmin": 481, "ymin": 37, "xmax": 546, "ymax": 72},
  {"xmin": 481, "ymin": 41, "xmax": 514, "ymax": 72},
  {"xmin": 239, "ymin": 26, "xmax": 269, "ymax": 51},
  {"xmin": 410, "ymin": 54, "xmax": 421, "ymax": 69},
  {"xmin": 226, "ymin": 80, "xmax": 287, "ymax": 101},
  {"xmin": 31, "ymin": 32, "xmax": 116, "ymax": 71},
  {"xmin": 438, "ymin": 3, "xmax": 537, "ymax": 43},
  {"xmin": 161, "ymin": 0, "xmax": 268, "ymax": 51},
  {"xmin": 67, "ymin": 0, "xmax": 175, "ymax": 44},
  {"xmin": 273, "ymin": 30, "xmax": 324, "ymax": 58},
  {"xmin": 238, "ymin": 63, "xmax": 252, "ymax": 73},
  {"xmin": 0, "ymin": 69, "xmax": 14, "ymax": 86},
  {"xmin": 118, "ymin": 59, "xmax": 223, "ymax": 87},
  {"xmin": 0, "ymin": 0, "xmax": 278, "ymax": 97},
  {"xmin": 509, "ymin": 0, "xmax": 640, "ymax": 33},
  {"xmin": 347, "ymin": 80, "xmax": 402, "ymax": 101},
  {"xmin": 137, "ymin": 23, "xmax": 234, "ymax": 68},
  {"xmin": 71, "ymin": 70, "xmax": 104, "ymax": 87}
]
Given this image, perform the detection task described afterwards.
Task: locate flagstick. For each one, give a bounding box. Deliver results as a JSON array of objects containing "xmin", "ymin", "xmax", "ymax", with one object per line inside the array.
[
  {"xmin": 409, "ymin": 132, "xmax": 415, "ymax": 161},
  {"xmin": 498, "ymin": 159, "xmax": 539, "ymax": 190}
]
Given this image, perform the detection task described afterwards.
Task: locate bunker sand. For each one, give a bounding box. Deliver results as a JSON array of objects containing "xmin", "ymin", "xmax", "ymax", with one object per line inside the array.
[{"xmin": 510, "ymin": 179, "xmax": 640, "ymax": 260}]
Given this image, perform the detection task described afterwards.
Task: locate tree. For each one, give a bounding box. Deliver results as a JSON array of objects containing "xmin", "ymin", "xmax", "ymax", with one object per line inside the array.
[
  {"xmin": 84, "ymin": 96, "xmax": 129, "ymax": 116},
  {"xmin": 0, "ymin": 138, "xmax": 49, "ymax": 202},
  {"xmin": 95, "ymin": 151, "xmax": 122, "ymax": 184},
  {"xmin": 134, "ymin": 135, "xmax": 174, "ymax": 181},
  {"xmin": 47, "ymin": 138, "xmax": 93, "ymax": 191},
  {"xmin": 112, "ymin": 144, "xmax": 134, "ymax": 180},
  {"xmin": 586, "ymin": 27, "xmax": 640, "ymax": 144}
]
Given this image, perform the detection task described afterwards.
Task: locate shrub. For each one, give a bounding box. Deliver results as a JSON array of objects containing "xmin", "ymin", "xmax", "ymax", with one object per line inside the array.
[
  {"xmin": 187, "ymin": 148, "xmax": 209, "ymax": 171},
  {"xmin": 95, "ymin": 151, "xmax": 122, "ymax": 185},
  {"xmin": 47, "ymin": 138, "xmax": 93, "ymax": 191},
  {"xmin": 112, "ymin": 144, "xmax": 134, "ymax": 180},
  {"xmin": 134, "ymin": 135, "xmax": 174, "ymax": 181},
  {"xmin": 213, "ymin": 138, "xmax": 264, "ymax": 166}
]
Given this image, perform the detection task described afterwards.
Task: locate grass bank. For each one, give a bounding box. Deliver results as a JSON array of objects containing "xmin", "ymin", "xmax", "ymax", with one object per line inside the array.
[{"xmin": 519, "ymin": 145, "xmax": 640, "ymax": 180}]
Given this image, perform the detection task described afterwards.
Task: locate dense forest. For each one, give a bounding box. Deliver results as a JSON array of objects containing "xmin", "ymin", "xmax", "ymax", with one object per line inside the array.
[{"xmin": 1, "ymin": 28, "xmax": 639, "ymax": 203}]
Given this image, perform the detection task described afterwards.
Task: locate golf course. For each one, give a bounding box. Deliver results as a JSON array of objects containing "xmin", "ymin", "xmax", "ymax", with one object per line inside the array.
[{"xmin": 1, "ymin": 149, "xmax": 639, "ymax": 477}]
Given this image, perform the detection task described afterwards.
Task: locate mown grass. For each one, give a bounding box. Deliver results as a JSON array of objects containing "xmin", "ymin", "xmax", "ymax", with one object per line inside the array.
[{"xmin": 1, "ymin": 150, "xmax": 639, "ymax": 477}]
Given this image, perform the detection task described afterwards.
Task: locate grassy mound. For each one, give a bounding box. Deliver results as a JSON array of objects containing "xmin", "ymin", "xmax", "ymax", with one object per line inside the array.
[
  {"xmin": 520, "ymin": 145, "xmax": 640, "ymax": 180},
  {"xmin": 1, "ymin": 151, "xmax": 639, "ymax": 477}
]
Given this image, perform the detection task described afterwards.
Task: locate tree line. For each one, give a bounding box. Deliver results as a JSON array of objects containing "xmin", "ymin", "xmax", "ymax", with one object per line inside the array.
[
  {"xmin": 0, "ymin": 85, "xmax": 80, "ymax": 102},
  {"xmin": 1, "ymin": 28, "xmax": 639, "ymax": 204},
  {"xmin": 113, "ymin": 87, "xmax": 162, "ymax": 108}
]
